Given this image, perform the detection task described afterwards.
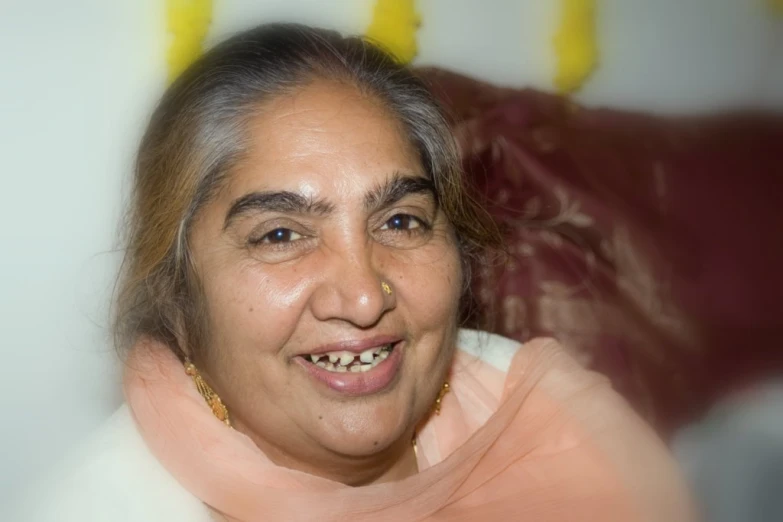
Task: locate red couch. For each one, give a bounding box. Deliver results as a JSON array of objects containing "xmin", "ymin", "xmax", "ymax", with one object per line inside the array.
[{"xmin": 419, "ymin": 68, "xmax": 783, "ymax": 434}]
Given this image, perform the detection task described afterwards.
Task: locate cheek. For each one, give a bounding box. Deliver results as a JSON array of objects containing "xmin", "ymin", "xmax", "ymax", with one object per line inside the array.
[
  {"xmin": 392, "ymin": 240, "xmax": 463, "ymax": 325},
  {"xmin": 202, "ymin": 260, "xmax": 313, "ymax": 351}
]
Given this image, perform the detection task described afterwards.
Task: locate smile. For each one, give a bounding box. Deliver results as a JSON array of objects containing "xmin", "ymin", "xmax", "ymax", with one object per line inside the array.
[
  {"xmin": 296, "ymin": 341, "xmax": 403, "ymax": 396},
  {"xmin": 304, "ymin": 344, "xmax": 393, "ymax": 373}
]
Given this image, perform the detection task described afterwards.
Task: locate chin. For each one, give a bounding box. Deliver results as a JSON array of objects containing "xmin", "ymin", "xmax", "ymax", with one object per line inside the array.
[
  {"xmin": 316, "ymin": 403, "xmax": 410, "ymax": 457},
  {"xmin": 327, "ymin": 432, "xmax": 402, "ymax": 457}
]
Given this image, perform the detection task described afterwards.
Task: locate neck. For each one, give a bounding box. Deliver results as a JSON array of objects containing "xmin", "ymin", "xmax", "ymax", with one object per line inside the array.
[{"xmin": 234, "ymin": 420, "xmax": 419, "ymax": 486}]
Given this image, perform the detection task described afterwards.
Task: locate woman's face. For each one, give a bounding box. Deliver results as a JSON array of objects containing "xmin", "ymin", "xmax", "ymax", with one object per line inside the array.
[{"xmin": 189, "ymin": 80, "xmax": 462, "ymax": 470}]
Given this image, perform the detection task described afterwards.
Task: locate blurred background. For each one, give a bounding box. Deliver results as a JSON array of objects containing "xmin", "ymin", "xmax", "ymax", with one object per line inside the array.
[{"xmin": 1, "ymin": 0, "xmax": 782, "ymax": 516}]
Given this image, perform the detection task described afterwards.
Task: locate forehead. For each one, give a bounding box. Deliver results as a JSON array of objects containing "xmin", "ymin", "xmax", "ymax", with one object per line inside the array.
[{"xmin": 227, "ymin": 80, "xmax": 422, "ymax": 199}]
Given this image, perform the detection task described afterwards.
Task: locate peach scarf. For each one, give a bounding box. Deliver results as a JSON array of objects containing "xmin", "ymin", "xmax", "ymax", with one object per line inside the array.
[{"xmin": 124, "ymin": 336, "xmax": 692, "ymax": 522}]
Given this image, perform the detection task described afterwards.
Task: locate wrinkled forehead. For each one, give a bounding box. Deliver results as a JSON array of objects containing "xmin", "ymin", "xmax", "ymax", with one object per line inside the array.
[{"xmin": 225, "ymin": 80, "xmax": 424, "ymax": 202}]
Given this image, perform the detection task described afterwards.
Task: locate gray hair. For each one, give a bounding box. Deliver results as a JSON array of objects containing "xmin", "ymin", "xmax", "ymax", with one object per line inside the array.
[{"xmin": 114, "ymin": 23, "xmax": 502, "ymax": 358}]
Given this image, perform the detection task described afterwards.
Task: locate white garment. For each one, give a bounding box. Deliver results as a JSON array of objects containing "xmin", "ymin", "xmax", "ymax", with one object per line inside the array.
[
  {"xmin": 7, "ymin": 330, "xmax": 518, "ymax": 522},
  {"xmin": 9, "ymin": 405, "xmax": 213, "ymax": 522}
]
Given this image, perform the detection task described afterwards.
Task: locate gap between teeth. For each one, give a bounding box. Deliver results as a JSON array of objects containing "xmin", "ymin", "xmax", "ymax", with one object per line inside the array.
[{"xmin": 308, "ymin": 344, "xmax": 392, "ymax": 373}]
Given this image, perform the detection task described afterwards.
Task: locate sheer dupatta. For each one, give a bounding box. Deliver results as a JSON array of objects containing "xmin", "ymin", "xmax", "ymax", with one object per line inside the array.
[{"xmin": 124, "ymin": 332, "xmax": 693, "ymax": 521}]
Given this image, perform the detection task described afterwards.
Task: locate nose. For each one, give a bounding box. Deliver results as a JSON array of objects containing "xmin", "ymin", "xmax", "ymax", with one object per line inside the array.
[{"xmin": 309, "ymin": 242, "xmax": 393, "ymax": 328}]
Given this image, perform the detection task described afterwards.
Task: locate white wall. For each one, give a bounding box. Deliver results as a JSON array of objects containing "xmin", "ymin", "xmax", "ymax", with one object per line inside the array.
[
  {"xmin": 211, "ymin": 0, "xmax": 783, "ymax": 113},
  {"xmin": 1, "ymin": 0, "xmax": 781, "ymax": 505},
  {"xmin": 580, "ymin": 0, "xmax": 783, "ymax": 112}
]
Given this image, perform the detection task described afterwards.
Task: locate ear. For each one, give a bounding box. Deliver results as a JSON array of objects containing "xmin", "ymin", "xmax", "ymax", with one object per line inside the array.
[
  {"xmin": 172, "ymin": 244, "xmax": 209, "ymax": 363},
  {"xmin": 171, "ymin": 309, "xmax": 192, "ymax": 362}
]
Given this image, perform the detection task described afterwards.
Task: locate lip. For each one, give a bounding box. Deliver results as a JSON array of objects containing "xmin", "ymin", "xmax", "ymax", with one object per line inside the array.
[
  {"xmin": 300, "ymin": 335, "xmax": 403, "ymax": 356},
  {"xmin": 295, "ymin": 341, "xmax": 404, "ymax": 396}
]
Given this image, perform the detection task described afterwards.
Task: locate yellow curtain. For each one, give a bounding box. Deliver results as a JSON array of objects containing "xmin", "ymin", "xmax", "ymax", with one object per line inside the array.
[
  {"xmin": 553, "ymin": 0, "xmax": 598, "ymax": 94},
  {"xmin": 365, "ymin": 0, "xmax": 420, "ymax": 63},
  {"xmin": 166, "ymin": 0, "xmax": 213, "ymax": 83}
]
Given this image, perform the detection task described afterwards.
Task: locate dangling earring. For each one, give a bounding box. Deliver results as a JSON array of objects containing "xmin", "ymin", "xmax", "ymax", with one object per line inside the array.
[
  {"xmin": 433, "ymin": 381, "xmax": 450, "ymax": 415},
  {"xmin": 412, "ymin": 381, "xmax": 451, "ymax": 457},
  {"xmin": 184, "ymin": 361, "xmax": 232, "ymax": 427}
]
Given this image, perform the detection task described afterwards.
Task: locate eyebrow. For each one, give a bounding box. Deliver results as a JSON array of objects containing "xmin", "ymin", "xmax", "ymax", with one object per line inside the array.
[
  {"xmin": 223, "ymin": 172, "xmax": 437, "ymax": 230},
  {"xmin": 223, "ymin": 192, "xmax": 334, "ymax": 230},
  {"xmin": 364, "ymin": 172, "xmax": 437, "ymax": 212}
]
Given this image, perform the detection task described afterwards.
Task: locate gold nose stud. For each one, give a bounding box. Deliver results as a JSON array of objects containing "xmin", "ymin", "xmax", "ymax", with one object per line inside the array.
[{"xmin": 381, "ymin": 281, "xmax": 393, "ymax": 295}]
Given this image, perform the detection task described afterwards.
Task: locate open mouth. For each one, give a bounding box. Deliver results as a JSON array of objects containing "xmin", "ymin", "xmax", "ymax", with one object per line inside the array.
[
  {"xmin": 296, "ymin": 340, "xmax": 404, "ymax": 396},
  {"xmin": 300, "ymin": 343, "xmax": 395, "ymax": 373}
]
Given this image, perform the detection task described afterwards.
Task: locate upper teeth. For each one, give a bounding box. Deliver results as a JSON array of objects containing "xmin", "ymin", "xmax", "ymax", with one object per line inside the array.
[{"xmin": 307, "ymin": 344, "xmax": 393, "ymax": 372}]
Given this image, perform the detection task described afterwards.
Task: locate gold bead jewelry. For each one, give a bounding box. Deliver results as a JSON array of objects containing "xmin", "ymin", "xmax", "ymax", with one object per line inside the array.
[
  {"xmin": 184, "ymin": 361, "xmax": 232, "ymax": 427},
  {"xmin": 412, "ymin": 381, "xmax": 451, "ymax": 457},
  {"xmin": 433, "ymin": 381, "xmax": 450, "ymax": 415},
  {"xmin": 381, "ymin": 281, "xmax": 393, "ymax": 295}
]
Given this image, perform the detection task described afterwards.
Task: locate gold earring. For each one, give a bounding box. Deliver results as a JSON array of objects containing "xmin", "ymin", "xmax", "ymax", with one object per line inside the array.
[
  {"xmin": 381, "ymin": 281, "xmax": 393, "ymax": 295},
  {"xmin": 184, "ymin": 361, "xmax": 232, "ymax": 427},
  {"xmin": 433, "ymin": 382, "xmax": 450, "ymax": 415},
  {"xmin": 413, "ymin": 381, "xmax": 451, "ymax": 457}
]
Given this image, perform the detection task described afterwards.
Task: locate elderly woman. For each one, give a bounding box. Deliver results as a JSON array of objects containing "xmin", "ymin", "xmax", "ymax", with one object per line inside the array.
[{"xmin": 24, "ymin": 23, "xmax": 692, "ymax": 522}]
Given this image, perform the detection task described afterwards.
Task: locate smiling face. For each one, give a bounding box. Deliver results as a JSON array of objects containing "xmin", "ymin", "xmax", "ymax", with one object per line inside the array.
[{"xmin": 188, "ymin": 79, "xmax": 462, "ymax": 482}]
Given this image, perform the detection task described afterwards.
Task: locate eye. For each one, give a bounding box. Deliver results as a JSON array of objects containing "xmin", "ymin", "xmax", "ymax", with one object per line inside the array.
[
  {"xmin": 380, "ymin": 214, "xmax": 424, "ymax": 231},
  {"xmin": 258, "ymin": 228, "xmax": 303, "ymax": 244}
]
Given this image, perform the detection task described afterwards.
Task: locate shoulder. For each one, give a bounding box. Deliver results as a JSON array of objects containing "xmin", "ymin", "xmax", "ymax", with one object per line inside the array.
[
  {"xmin": 458, "ymin": 330, "xmax": 695, "ymax": 520},
  {"xmin": 10, "ymin": 405, "xmax": 212, "ymax": 522}
]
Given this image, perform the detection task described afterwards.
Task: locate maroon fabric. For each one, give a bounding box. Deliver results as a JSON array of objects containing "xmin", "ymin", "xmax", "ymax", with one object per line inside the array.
[{"xmin": 418, "ymin": 68, "xmax": 783, "ymax": 433}]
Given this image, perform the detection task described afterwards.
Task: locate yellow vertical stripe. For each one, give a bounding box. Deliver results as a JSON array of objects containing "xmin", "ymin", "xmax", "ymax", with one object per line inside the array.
[
  {"xmin": 166, "ymin": 0, "xmax": 213, "ymax": 83},
  {"xmin": 365, "ymin": 0, "xmax": 420, "ymax": 63},
  {"xmin": 553, "ymin": 0, "xmax": 598, "ymax": 93}
]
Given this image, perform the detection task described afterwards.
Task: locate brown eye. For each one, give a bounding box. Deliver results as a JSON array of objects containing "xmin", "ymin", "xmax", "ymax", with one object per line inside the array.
[
  {"xmin": 259, "ymin": 228, "xmax": 303, "ymax": 244},
  {"xmin": 380, "ymin": 214, "xmax": 424, "ymax": 231}
]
